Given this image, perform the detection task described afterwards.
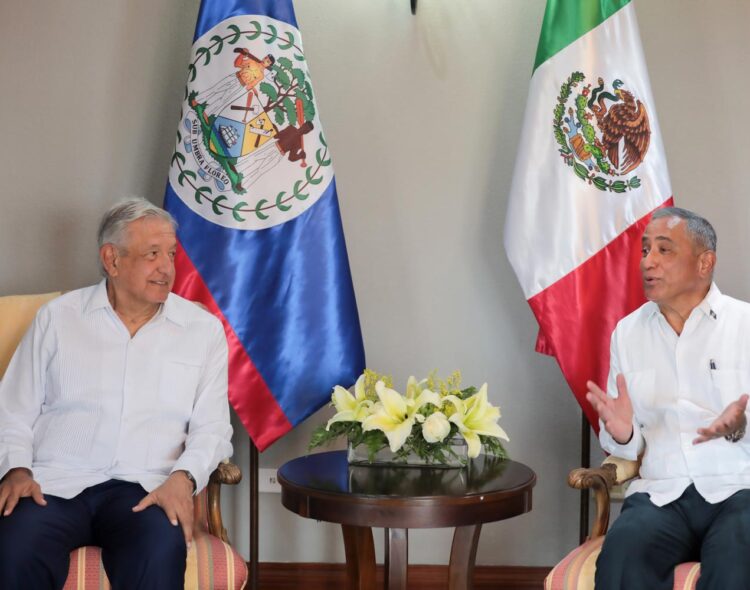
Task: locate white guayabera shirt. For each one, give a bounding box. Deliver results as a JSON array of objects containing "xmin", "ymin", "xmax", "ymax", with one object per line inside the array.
[
  {"xmin": 0, "ymin": 281, "xmax": 233, "ymax": 498},
  {"xmin": 601, "ymin": 283, "xmax": 750, "ymax": 507}
]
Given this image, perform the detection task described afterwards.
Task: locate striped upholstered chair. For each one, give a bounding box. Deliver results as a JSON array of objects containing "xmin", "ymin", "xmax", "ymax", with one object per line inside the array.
[
  {"xmin": 0, "ymin": 293, "xmax": 248, "ymax": 590},
  {"xmin": 545, "ymin": 456, "xmax": 700, "ymax": 590}
]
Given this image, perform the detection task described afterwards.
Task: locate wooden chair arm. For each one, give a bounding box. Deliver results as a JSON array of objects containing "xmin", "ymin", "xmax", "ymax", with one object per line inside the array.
[
  {"xmin": 207, "ymin": 460, "xmax": 242, "ymax": 542},
  {"xmin": 567, "ymin": 463, "xmax": 618, "ymax": 539},
  {"xmin": 602, "ymin": 455, "xmax": 641, "ymax": 485},
  {"xmin": 567, "ymin": 456, "xmax": 641, "ymax": 540}
]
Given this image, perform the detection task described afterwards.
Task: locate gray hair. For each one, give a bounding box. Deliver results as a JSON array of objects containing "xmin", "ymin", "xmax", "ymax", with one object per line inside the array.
[
  {"xmin": 651, "ymin": 207, "xmax": 717, "ymax": 252},
  {"xmin": 97, "ymin": 197, "xmax": 177, "ymax": 275}
]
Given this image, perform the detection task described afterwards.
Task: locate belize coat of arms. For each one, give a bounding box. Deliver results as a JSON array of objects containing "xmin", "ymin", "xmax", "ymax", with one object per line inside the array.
[{"xmin": 169, "ymin": 16, "xmax": 333, "ymax": 230}]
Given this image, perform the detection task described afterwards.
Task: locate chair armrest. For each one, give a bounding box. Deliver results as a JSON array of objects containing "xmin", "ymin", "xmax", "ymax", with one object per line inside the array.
[
  {"xmin": 567, "ymin": 456, "xmax": 641, "ymax": 540},
  {"xmin": 567, "ymin": 463, "xmax": 617, "ymax": 540},
  {"xmin": 602, "ymin": 455, "xmax": 641, "ymax": 485},
  {"xmin": 207, "ymin": 460, "xmax": 242, "ymax": 543}
]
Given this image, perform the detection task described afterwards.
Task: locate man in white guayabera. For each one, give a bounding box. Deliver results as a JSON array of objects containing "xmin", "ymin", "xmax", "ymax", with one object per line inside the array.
[
  {"xmin": 587, "ymin": 207, "xmax": 750, "ymax": 589},
  {"xmin": 0, "ymin": 198, "xmax": 232, "ymax": 589}
]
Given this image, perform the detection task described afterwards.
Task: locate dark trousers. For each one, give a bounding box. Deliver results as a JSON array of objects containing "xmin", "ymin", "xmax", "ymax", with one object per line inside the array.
[
  {"xmin": 0, "ymin": 479, "xmax": 186, "ymax": 590},
  {"xmin": 596, "ymin": 484, "xmax": 750, "ymax": 590}
]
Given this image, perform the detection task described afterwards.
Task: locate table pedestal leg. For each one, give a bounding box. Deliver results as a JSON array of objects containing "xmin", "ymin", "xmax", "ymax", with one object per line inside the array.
[
  {"xmin": 341, "ymin": 525, "xmax": 376, "ymax": 590},
  {"xmin": 384, "ymin": 527, "xmax": 408, "ymax": 590},
  {"xmin": 448, "ymin": 524, "xmax": 482, "ymax": 590}
]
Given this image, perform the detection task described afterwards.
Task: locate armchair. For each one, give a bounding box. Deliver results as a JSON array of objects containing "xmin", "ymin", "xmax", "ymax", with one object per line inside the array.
[
  {"xmin": 0, "ymin": 292, "xmax": 247, "ymax": 590},
  {"xmin": 544, "ymin": 456, "xmax": 700, "ymax": 590}
]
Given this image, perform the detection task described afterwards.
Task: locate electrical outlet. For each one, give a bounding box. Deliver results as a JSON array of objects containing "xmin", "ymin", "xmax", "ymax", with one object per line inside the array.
[{"xmin": 259, "ymin": 468, "xmax": 281, "ymax": 493}]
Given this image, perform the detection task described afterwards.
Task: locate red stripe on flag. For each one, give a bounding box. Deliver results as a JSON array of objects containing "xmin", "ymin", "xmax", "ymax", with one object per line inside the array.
[
  {"xmin": 173, "ymin": 244, "xmax": 292, "ymax": 451},
  {"xmin": 529, "ymin": 198, "xmax": 674, "ymax": 431}
]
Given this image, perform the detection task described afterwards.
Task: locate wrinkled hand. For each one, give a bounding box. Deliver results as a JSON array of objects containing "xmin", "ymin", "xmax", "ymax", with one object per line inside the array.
[
  {"xmin": 0, "ymin": 468, "xmax": 46, "ymax": 516},
  {"xmin": 693, "ymin": 394, "xmax": 749, "ymax": 444},
  {"xmin": 586, "ymin": 374, "xmax": 634, "ymax": 444},
  {"xmin": 132, "ymin": 471, "xmax": 194, "ymax": 547}
]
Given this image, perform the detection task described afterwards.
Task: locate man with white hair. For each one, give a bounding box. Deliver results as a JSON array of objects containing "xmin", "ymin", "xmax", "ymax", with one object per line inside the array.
[
  {"xmin": 587, "ymin": 207, "xmax": 750, "ymax": 589},
  {"xmin": 0, "ymin": 198, "xmax": 233, "ymax": 589}
]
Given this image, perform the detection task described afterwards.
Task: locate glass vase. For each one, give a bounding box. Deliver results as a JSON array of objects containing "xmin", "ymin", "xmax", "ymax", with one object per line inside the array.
[{"xmin": 347, "ymin": 436, "xmax": 469, "ymax": 468}]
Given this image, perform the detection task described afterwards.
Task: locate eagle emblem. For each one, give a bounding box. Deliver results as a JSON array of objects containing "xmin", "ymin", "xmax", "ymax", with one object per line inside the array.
[{"xmin": 553, "ymin": 72, "xmax": 651, "ymax": 193}]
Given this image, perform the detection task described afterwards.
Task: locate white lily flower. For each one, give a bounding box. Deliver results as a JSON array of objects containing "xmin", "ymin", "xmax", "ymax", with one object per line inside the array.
[
  {"xmin": 362, "ymin": 381, "xmax": 441, "ymax": 452},
  {"xmin": 445, "ymin": 384, "xmax": 509, "ymax": 458},
  {"xmin": 326, "ymin": 375, "xmax": 372, "ymax": 429}
]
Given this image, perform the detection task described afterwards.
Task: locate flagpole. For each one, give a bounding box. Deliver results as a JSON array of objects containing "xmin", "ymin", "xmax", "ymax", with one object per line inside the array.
[
  {"xmin": 579, "ymin": 413, "xmax": 591, "ymax": 544},
  {"xmin": 249, "ymin": 439, "xmax": 259, "ymax": 590}
]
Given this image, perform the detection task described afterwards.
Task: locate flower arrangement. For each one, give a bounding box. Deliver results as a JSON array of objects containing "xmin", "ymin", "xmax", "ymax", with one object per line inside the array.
[{"xmin": 309, "ymin": 369, "xmax": 509, "ymax": 465}]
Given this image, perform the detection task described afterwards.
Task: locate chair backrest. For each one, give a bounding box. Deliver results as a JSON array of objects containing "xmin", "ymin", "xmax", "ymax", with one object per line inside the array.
[{"xmin": 0, "ymin": 292, "xmax": 61, "ymax": 378}]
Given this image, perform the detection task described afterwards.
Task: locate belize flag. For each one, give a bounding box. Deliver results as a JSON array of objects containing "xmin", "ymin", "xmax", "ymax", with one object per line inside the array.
[
  {"xmin": 164, "ymin": 0, "xmax": 365, "ymax": 451},
  {"xmin": 504, "ymin": 0, "xmax": 672, "ymax": 431}
]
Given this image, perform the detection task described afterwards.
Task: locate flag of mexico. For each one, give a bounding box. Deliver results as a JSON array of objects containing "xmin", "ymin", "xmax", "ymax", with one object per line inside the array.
[
  {"xmin": 164, "ymin": 0, "xmax": 365, "ymax": 451},
  {"xmin": 504, "ymin": 0, "xmax": 673, "ymax": 430}
]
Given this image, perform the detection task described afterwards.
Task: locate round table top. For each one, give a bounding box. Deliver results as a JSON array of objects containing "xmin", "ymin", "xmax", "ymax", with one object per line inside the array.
[{"xmin": 278, "ymin": 451, "xmax": 536, "ymax": 529}]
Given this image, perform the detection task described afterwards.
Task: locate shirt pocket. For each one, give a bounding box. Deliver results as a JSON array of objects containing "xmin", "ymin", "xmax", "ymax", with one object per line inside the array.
[
  {"xmin": 622, "ymin": 369, "xmax": 657, "ymax": 420},
  {"xmin": 158, "ymin": 360, "xmax": 201, "ymax": 422}
]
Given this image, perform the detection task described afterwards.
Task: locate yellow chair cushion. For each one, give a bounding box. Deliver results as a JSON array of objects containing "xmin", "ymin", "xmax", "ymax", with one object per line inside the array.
[{"xmin": 0, "ymin": 292, "xmax": 61, "ymax": 377}]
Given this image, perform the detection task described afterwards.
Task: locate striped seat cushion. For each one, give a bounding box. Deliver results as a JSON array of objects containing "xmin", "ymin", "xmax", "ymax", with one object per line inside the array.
[
  {"xmin": 544, "ymin": 537, "xmax": 700, "ymax": 590},
  {"xmin": 62, "ymin": 533, "xmax": 247, "ymax": 590},
  {"xmin": 61, "ymin": 490, "xmax": 247, "ymax": 590}
]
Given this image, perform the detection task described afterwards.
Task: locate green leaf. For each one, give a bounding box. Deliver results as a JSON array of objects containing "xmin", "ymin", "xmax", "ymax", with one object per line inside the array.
[
  {"xmin": 188, "ymin": 64, "xmax": 197, "ymax": 82},
  {"xmin": 265, "ymin": 24, "xmax": 278, "ymax": 45},
  {"xmin": 305, "ymin": 166, "xmax": 322, "ymax": 185},
  {"xmin": 273, "ymin": 107, "xmax": 285, "ymax": 126},
  {"xmin": 211, "ymin": 195, "xmax": 227, "ymax": 215},
  {"xmin": 315, "ymin": 148, "xmax": 331, "ymax": 167},
  {"xmin": 628, "ymin": 176, "xmax": 642, "ymax": 189},
  {"xmin": 294, "ymin": 53, "xmax": 305, "ymax": 62},
  {"xmin": 178, "ymin": 169, "xmax": 197, "ymax": 186},
  {"xmin": 274, "ymin": 68, "xmax": 291, "ymax": 89},
  {"xmin": 278, "ymin": 57, "xmax": 293, "ymax": 71},
  {"xmin": 196, "ymin": 47, "xmax": 211, "ymax": 66},
  {"xmin": 592, "ymin": 177, "xmax": 608, "ymax": 191},
  {"xmin": 232, "ymin": 201, "xmax": 248, "ymax": 222},
  {"xmin": 573, "ymin": 162, "xmax": 589, "ymax": 181},
  {"xmin": 292, "ymin": 68, "xmax": 306, "ymax": 88},
  {"xmin": 194, "ymin": 186, "xmax": 212, "ymax": 203},
  {"xmin": 293, "ymin": 180, "xmax": 309, "ymax": 200},
  {"xmin": 319, "ymin": 132, "xmax": 327, "ymax": 147},
  {"xmin": 171, "ymin": 151, "xmax": 186, "ymax": 166},
  {"xmin": 283, "ymin": 97, "xmax": 297, "ymax": 126},
  {"xmin": 246, "ymin": 21, "xmax": 261, "ymax": 40},
  {"xmin": 279, "ymin": 31, "xmax": 295, "ymax": 50},
  {"xmin": 255, "ymin": 199, "xmax": 269, "ymax": 220},
  {"xmin": 610, "ymin": 180, "xmax": 627, "ymax": 193},
  {"xmin": 176, "ymin": 129, "xmax": 182, "ymax": 144},
  {"xmin": 276, "ymin": 191, "xmax": 291, "ymax": 212},
  {"xmin": 227, "ymin": 24, "xmax": 241, "ymax": 44},
  {"xmin": 210, "ymin": 35, "xmax": 224, "ymax": 54},
  {"xmin": 259, "ymin": 82, "xmax": 278, "ymax": 102}
]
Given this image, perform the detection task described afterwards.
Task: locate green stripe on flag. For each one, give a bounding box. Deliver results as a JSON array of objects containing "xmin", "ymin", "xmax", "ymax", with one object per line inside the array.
[{"xmin": 533, "ymin": 0, "xmax": 631, "ymax": 72}]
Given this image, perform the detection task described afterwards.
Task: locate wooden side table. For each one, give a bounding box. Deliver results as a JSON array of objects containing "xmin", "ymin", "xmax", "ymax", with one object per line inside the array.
[{"xmin": 278, "ymin": 451, "xmax": 536, "ymax": 590}]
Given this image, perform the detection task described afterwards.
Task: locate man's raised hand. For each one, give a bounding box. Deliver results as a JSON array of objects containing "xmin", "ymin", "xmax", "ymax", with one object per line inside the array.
[
  {"xmin": 586, "ymin": 374, "xmax": 634, "ymax": 444},
  {"xmin": 694, "ymin": 393, "xmax": 749, "ymax": 444}
]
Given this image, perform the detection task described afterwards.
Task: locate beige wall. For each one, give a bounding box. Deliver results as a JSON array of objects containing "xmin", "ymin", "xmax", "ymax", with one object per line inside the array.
[{"xmin": 2, "ymin": 0, "xmax": 749, "ymax": 567}]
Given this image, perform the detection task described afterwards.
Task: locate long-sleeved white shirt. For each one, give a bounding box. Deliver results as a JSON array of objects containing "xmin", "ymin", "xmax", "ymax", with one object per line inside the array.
[
  {"xmin": 0, "ymin": 281, "xmax": 233, "ymax": 498},
  {"xmin": 601, "ymin": 283, "xmax": 750, "ymax": 506}
]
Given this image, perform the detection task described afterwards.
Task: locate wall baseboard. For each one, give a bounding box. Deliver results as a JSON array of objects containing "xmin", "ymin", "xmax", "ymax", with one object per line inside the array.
[{"xmin": 254, "ymin": 562, "xmax": 551, "ymax": 589}]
